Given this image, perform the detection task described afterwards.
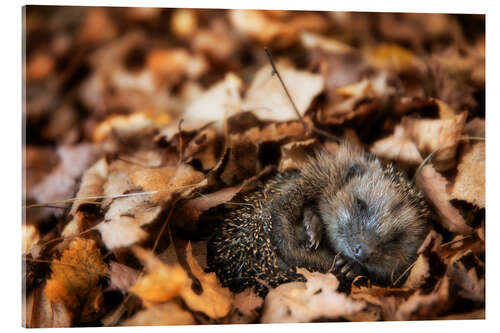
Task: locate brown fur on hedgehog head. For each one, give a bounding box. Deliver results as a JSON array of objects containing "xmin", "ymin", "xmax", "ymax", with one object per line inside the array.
[{"xmin": 302, "ymin": 143, "xmax": 430, "ymax": 283}]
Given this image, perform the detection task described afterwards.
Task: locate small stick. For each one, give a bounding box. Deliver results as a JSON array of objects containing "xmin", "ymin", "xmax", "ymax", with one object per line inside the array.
[
  {"xmin": 177, "ymin": 118, "xmax": 185, "ymax": 165},
  {"xmin": 264, "ymin": 47, "xmax": 309, "ymax": 132},
  {"xmin": 264, "ymin": 47, "xmax": 341, "ymax": 143}
]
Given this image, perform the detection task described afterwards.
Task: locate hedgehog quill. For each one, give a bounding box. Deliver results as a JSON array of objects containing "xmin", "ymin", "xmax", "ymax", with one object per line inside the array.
[{"xmin": 206, "ymin": 143, "xmax": 431, "ymax": 296}]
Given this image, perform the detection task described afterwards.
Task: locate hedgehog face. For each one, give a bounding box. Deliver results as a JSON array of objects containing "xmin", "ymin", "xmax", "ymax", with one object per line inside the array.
[{"xmin": 318, "ymin": 169, "xmax": 429, "ymax": 283}]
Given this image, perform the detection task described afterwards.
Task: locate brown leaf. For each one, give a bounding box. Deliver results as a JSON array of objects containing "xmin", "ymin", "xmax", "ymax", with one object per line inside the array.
[
  {"xmin": 183, "ymin": 73, "xmax": 242, "ymax": 130},
  {"xmin": 44, "ymin": 238, "xmax": 108, "ymax": 322},
  {"xmin": 365, "ymin": 43, "xmax": 425, "ymax": 73},
  {"xmin": 300, "ymin": 31, "xmax": 355, "ymax": 54},
  {"xmin": 370, "ymin": 124, "xmax": 423, "ymax": 165},
  {"xmin": 62, "ymin": 158, "xmax": 108, "ymax": 237},
  {"xmin": 129, "ymin": 247, "xmax": 188, "ymax": 307},
  {"xmin": 25, "ymin": 286, "xmax": 72, "ymax": 328},
  {"xmin": 30, "ymin": 144, "xmax": 100, "ymax": 210},
  {"xmin": 403, "ymin": 231, "xmax": 443, "ymax": 289},
  {"xmin": 229, "ymin": 10, "xmax": 327, "ymax": 48},
  {"xmin": 108, "ymin": 261, "xmax": 141, "ymax": 293},
  {"xmin": 394, "ymin": 276, "xmax": 450, "ymax": 320},
  {"xmin": 450, "ymin": 142, "xmax": 485, "ymax": 208},
  {"xmin": 180, "ymin": 242, "xmax": 233, "ymax": 318},
  {"xmin": 278, "ymin": 139, "xmax": 318, "ymax": 172},
  {"xmin": 22, "ymin": 224, "xmax": 40, "ymax": 255},
  {"xmin": 405, "ymin": 111, "xmax": 467, "ymax": 172},
  {"xmin": 123, "ymin": 301, "xmax": 195, "ymax": 326},
  {"xmin": 242, "ymin": 60, "xmax": 324, "ymax": 122},
  {"xmin": 261, "ymin": 269, "xmax": 366, "ymax": 323},
  {"xmin": 415, "ymin": 164, "xmax": 473, "ymax": 234}
]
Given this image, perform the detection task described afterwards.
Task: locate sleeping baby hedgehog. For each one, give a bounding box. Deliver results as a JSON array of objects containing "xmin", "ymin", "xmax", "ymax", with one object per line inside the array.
[{"xmin": 206, "ymin": 142, "xmax": 431, "ymax": 296}]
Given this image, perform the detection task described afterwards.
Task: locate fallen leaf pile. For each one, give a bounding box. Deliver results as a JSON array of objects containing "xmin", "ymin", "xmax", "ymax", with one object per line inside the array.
[{"xmin": 23, "ymin": 7, "xmax": 485, "ymax": 327}]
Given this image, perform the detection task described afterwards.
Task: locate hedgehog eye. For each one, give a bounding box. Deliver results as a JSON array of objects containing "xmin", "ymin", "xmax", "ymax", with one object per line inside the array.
[
  {"xmin": 344, "ymin": 163, "xmax": 364, "ymax": 183},
  {"xmin": 356, "ymin": 197, "xmax": 367, "ymax": 212}
]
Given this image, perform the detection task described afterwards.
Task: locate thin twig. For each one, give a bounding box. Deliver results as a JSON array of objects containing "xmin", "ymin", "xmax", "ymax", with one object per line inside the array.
[
  {"xmin": 412, "ymin": 136, "xmax": 486, "ymax": 183},
  {"xmin": 264, "ymin": 47, "xmax": 308, "ymax": 132},
  {"xmin": 392, "ymin": 261, "xmax": 416, "ymax": 286},
  {"xmin": 264, "ymin": 47, "xmax": 341, "ymax": 143},
  {"xmin": 177, "ymin": 118, "xmax": 185, "ymax": 166}
]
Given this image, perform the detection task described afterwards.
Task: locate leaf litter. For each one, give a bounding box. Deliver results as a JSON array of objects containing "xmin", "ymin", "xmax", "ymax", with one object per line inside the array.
[{"xmin": 23, "ymin": 7, "xmax": 484, "ymax": 326}]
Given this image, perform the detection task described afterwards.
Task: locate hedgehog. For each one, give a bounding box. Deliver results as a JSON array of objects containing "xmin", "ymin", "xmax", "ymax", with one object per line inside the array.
[{"xmin": 206, "ymin": 142, "xmax": 431, "ymax": 296}]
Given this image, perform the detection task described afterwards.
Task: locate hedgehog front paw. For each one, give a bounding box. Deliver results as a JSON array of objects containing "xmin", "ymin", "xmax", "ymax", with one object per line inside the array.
[
  {"xmin": 333, "ymin": 254, "xmax": 362, "ymax": 279},
  {"xmin": 303, "ymin": 207, "xmax": 322, "ymax": 249}
]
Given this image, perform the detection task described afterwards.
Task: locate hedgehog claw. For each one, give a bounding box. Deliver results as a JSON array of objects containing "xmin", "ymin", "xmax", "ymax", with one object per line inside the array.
[{"xmin": 303, "ymin": 207, "xmax": 323, "ymax": 250}]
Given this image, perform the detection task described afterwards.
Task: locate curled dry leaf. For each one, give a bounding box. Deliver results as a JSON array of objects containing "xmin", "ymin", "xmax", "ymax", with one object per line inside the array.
[
  {"xmin": 93, "ymin": 113, "xmax": 157, "ymax": 143},
  {"xmin": 229, "ymin": 9, "xmax": 327, "ymax": 48},
  {"xmin": 450, "ymin": 142, "xmax": 485, "ymax": 208},
  {"xmin": 22, "ymin": 224, "xmax": 40, "ymax": 255},
  {"xmin": 403, "ymin": 230, "xmax": 443, "ymax": 289},
  {"xmin": 261, "ymin": 269, "xmax": 366, "ymax": 323},
  {"xmin": 147, "ymin": 48, "xmax": 208, "ymax": 86},
  {"xmin": 108, "ymin": 261, "xmax": 141, "ymax": 293},
  {"xmin": 370, "ymin": 125, "xmax": 423, "ymax": 165},
  {"xmin": 30, "ymin": 144, "xmax": 100, "ymax": 209},
  {"xmin": 394, "ymin": 276, "xmax": 450, "ymax": 321},
  {"xmin": 128, "ymin": 164, "xmax": 205, "ymax": 203},
  {"xmin": 177, "ymin": 185, "xmax": 243, "ymax": 224},
  {"xmin": 129, "ymin": 246, "xmax": 188, "ymax": 305},
  {"xmin": 300, "ymin": 31, "xmax": 354, "ymax": 54},
  {"xmin": 96, "ymin": 196, "xmax": 162, "ymax": 250},
  {"xmin": 321, "ymin": 72, "xmax": 395, "ymax": 124},
  {"xmin": 278, "ymin": 138, "xmax": 318, "ymax": 172},
  {"xmin": 243, "ymin": 60, "xmax": 323, "ymax": 122},
  {"xmin": 183, "ymin": 73, "xmax": 242, "ymax": 130},
  {"xmin": 404, "ymin": 111, "xmax": 467, "ymax": 172},
  {"xmin": 231, "ymin": 288, "xmax": 263, "ymax": 323},
  {"xmin": 25, "ymin": 286, "xmax": 72, "ymax": 328},
  {"xmin": 180, "ymin": 242, "xmax": 233, "ymax": 319},
  {"xmin": 364, "ymin": 43, "xmax": 425, "ymax": 73},
  {"xmin": 123, "ymin": 301, "xmax": 195, "ymax": 326},
  {"xmin": 415, "ymin": 164, "xmax": 473, "ymax": 234},
  {"xmin": 44, "ymin": 238, "xmax": 108, "ymax": 322},
  {"xmin": 62, "ymin": 158, "xmax": 108, "ymax": 237}
]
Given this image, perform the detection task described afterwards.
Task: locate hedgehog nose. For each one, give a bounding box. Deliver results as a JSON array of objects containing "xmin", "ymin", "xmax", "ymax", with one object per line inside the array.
[{"xmin": 353, "ymin": 244, "xmax": 370, "ymax": 262}]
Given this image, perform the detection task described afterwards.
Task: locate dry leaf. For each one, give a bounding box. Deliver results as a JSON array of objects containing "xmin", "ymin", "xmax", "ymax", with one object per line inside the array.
[
  {"xmin": 370, "ymin": 125, "xmax": 423, "ymax": 165},
  {"xmin": 62, "ymin": 158, "xmax": 108, "ymax": 237},
  {"xmin": 405, "ymin": 111, "xmax": 467, "ymax": 172},
  {"xmin": 124, "ymin": 301, "xmax": 195, "ymax": 326},
  {"xmin": 183, "ymin": 73, "xmax": 242, "ymax": 130},
  {"xmin": 261, "ymin": 269, "xmax": 366, "ymax": 323},
  {"xmin": 96, "ymin": 196, "xmax": 162, "ymax": 250},
  {"xmin": 229, "ymin": 10, "xmax": 327, "ymax": 48},
  {"xmin": 129, "ymin": 246, "xmax": 188, "ymax": 307},
  {"xmin": 279, "ymin": 139, "xmax": 318, "ymax": 172},
  {"xmin": 108, "ymin": 261, "xmax": 141, "ymax": 292},
  {"xmin": 450, "ymin": 142, "xmax": 485, "ymax": 208},
  {"xmin": 300, "ymin": 31, "xmax": 354, "ymax": 54},
  {"xmin": 30, "ymin": 144, "xmax": 100, "ymax": 210},
  {"xmin": 26, "ymin": 286, "xmax": 72, "ymax": 328},
  {"xmin": 365, "ymin": 43, "xmax": 424, "ymax": 73},
  {"xmin": 22, "ymin": 224, "xmax": 40, "ymax": 255},
  {"xmin": 415, "ymin": 165, "xmax": 473, "ymax": 234},
  {"xmin": 44, "ymin": 238, "xmax": 108, "ymax": 322},
  {"xmin": 243, "ymin": 60, "xmax": 323, "ymax": 122},
  {"xmin": 180, "ymin": 242, "xmax": 233, "ymax": 318},
  {"xmin": 394, "ymin": 276, "xmax": 450, "ymax": 320}
]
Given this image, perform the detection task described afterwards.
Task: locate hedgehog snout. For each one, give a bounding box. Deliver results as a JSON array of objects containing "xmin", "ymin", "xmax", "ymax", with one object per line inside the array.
[{"xmin": 352, "ymin": 242, "xmax": 371, "ymax": 263}]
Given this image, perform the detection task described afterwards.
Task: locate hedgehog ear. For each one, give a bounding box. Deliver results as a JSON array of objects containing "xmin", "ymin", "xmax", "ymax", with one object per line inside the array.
[{"xmin": 344, "ymin": 163, "xmax": 364, "ymax": 183}]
